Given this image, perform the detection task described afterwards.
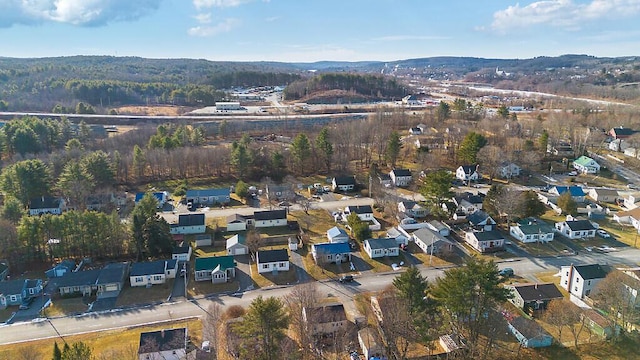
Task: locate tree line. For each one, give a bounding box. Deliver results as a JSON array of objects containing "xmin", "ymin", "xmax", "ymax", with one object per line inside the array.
[{"xmin": 283, "ymin": 73, "xmax": 406, "ymax": 101}]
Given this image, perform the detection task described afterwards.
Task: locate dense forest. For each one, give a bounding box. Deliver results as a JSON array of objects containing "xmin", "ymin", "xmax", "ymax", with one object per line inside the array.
[{"xmin": 283, "ymin": 73, "xmax": 406, "ymax": 103}]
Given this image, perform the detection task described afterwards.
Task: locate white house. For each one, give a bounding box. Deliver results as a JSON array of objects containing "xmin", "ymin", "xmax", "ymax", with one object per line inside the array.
[
  {"xmin": 138, "ymin": 328, "xmax": 187, "ymax": 360},
  {"xmin": 390, "ymin": 168, "xmax": 412, "ymax": 187},
  {"xmin": 467, "ymin": 210, "xmax": 496, "ymax": 231},
  {"xmin": 464, "ymin": 230, "xmax": 505, "ymax": 253},
  {"xmin": 398, "ymin": 201, "xmax": 428, "ymax": 218},
  {"xmin": 412, "ymin": 228, "xmax": 454, "ymax": 255},
  {"xmin": 454, "ymin": 192, "xmax": 484, "ymax": 215},
  {"xmin": 185, "ymin": 188, "xmax": 230, "ymax": 206},
  {"xmin": 363, "ymin": 238, "xmax": 399, "ymax": 259},
  {"xmin": 29, "ymin": 196, "xmax": 65, "ymax": 216},
  {"xmin": 554, "ymin": 220, "xmax": 597, "ymax": 239},
  {"xmin": 129, "ymin": 260, "xmax": 178, "ymax": 287},
  {"xmin": 194, "ymin": 234, "xmax": 212, "ymax": 248},
  {"xmin": 573, "ymin": 156, "xmax": 601, "ymax": 174},
  {"xmin": 343, "ymin": 205, "xmax": 374, "ymax": 222},
  {"xmin": 256, "ymin": 249, "xmax": 290, "ymax": 274},
  {"xmin": 226, "ymin": 214, "xmax": 248, "ymax": 232},
  {"xmin": 509, "ymin": 220, "xmax": 555, "ymax": 243},
  {"xmin": 327, "ymin": 226, "xmax": 350, "ymax": 243},
  {"xmin": 386, "ymin": 227, "xmax": 409, "ymax": 246},
  {"xmin": 332, "ymin": 176, "xmax": 356, "ymax": 192},
  {"xmin": 456, "ymin": 165, "xmax": 480, "ymax": 182},
  {"xmin": 226, "ymin": 233, "xmax": 249, "ymax": 256},
  {"xmin": 172, "ymin": 245, "xmax": 192, "ymax": 262},
  {"xmin": 560, "ymin": 264, "xmax": 607, "ymax": 299},
  {"xmin": 427, "ymin": 220, "xmax": 450, "ymax": 237},
  {"xmin": 170, "ymin": 214, "xmax": 206, "ymax": 235},
  {"xmin": 254, "ymin": 210, "xmax": 287, "ymax": 228},
  {"xmin": 499, "ymin": 162, "xmax": 521, "ymax": 179},
  {"xmin": 588, "ymin": 188, "xmax": 619, "ymax": 203},
  {"xmin": 613, "ymin": 207, "xmax": 640, "ymax": 233}
]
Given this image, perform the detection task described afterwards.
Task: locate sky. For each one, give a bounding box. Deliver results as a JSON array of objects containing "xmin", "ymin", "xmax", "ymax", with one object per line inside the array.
[{"xmin": 1, "ymin": 0, "xmax": 640, "ymax": 62}]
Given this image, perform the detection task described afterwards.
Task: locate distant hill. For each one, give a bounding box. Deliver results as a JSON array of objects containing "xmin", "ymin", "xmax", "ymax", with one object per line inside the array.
[{"xmin": 283, "ymin": 73, "xmax": 406, "ymax": 103}]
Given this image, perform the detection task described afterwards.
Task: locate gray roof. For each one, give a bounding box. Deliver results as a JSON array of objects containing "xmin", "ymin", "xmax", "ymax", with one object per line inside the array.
[
  {"xmin": 173, "ymin": 245, "xmax": 192, "ymax": 254},
  {"xmin": 511, "ymin": 283, "xmax": 563, "ymax": 302},
  {"xmin": 565, "ymin": 220, "xmax": 596, "ymax": 231},
  {"xmin": 130, "ymin": 260, "xmax": 167, "ymax": 277},
  {"xmin": 257, "ymin": 249, "xmax": 288, "ymax": 263},
  {"xmin": 467, "ymin": 210, "xmax": 494, "ymax": 225},
  {"xmin": 29, "ymin": 196, "xmax": 62, "ymax": 209},
  {"xmin": 574, "ymin": 264, "xmax": 607, "ymax": 280},
  {"xmin": 138, "ymin": 328, "xmax": 186, "ymax": 354},
  {"xmin": 510, "ymin": 316, "xmax": 551, "ymax": 340},
  {"xmin": 186, "ymin": 188, "xmax": 230, "ymax": 197},
  {"xmin": 470, "ymin": 230, "xmax": 504, "ymax": 241},
  {"xmin": 333, "ymin": 176, "xmax": 356, "ymax": 186},
  {"xmin": 177, "ymin": 213, "xmax": 205, "ymax": 226},
  {"xmin": 254, "ymin": 210, "xmax": 287, "ymax": 221},
  {"xmin": 347, "ymin": 205, "xmax": 373, "ymax": 214},
  {"xmin": 304, "ymin": 303, "xmax": 347, "ymax": 324},
  {"xmin": 96, "ymin": 262, "xmax": 129, "ymax": 285},
  {"xmin": 0, "ymin": 279, "xmax": 26, "ymax": 295},
  {"xmin": 413, "ymin": 228, "xmax": 451, "ymax": 246},
  {"xmin": 365, "ymin": 238, "xmax": 398, "ymax": 250},
  {"xmin": 54, "ymin": 269, "xmax": 101, "ymax": 288},
  {"xmin": 391, "ymin": 168, "xmax": 412, "ymax": 177}
]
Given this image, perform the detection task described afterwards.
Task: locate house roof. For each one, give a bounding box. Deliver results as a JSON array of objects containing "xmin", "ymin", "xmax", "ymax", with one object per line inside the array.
[
  {"xmin": 177, "ymin": 213, "xmax": 205, "ymax": 227},
  {"xmin": 590, "ymin": 188, "xmax": 618, "ymax": 197},
  {"xmin": 456, "ymin": 192, "xmax": 485, "ymax": 205},
  {"xmin": 226, "ymin": 213, "xmax": 246, "ymax": 223},
  {"xmin": 29, "ymin": 196, "xmax": 62, "ymax": 209},
  {"xmin": 0, "ymin": 279, "xmax": 27, "ymax": 295},
  {"xmin": 195, "ymin": 234, "xmax": 212, "ymax": 241},
  {"xmin": 304, "ymin": 303, "xmax": 347, "ymax": 324},
  {"xmin": 185, "ymin": 188, "xmax": 230, "ymax": 197},
  {"xmin": 611, "ymin": 127, "xmax": 634, "ymax": 137},
  {"xmin": 313, "ymin": 242, "xmax": 351, "ymax": 255},
  {"xmin": 467, "ymin": 210, "xmax": 494, "ymax": 225},
  {"xmin": 195, "ymin": 256, "xmax": 236, "ymax": 271},
  {"xmin": 583, "ymin": 309, "xmax": 610, "ymax": 328},
  {"xmin": 413, "ymin": 228, "xmax": 451, "ymax": 246},
  {"xmin": 173, "ymin": 245, "xmax": 192, "ymax": 255},
  {"xmin": 327, "ymin": 226, "xmax": 348, "ymax": 239},
  {"xmin": 135, "ymin": 192, "xmax": 167, "ymax": 203},
  {"xmin": 574, "ymin": 264, "xmax": 607, "ymax": 280},
  {"xmin": 386, "ymin": 227, "xmax": 405, "ymax": 239},
  {"xmin": 266, "ymin": 184, "xmax": 291, "ymax": 193},
  {"xmin": 514, "ymin": 222, "xmax": 554, "ymax": 235},
  {"xmin": 346, "ymin": 205, "xmax": 373, "ymax": 214},
  {"xmin": 257, "ymin": 249, "xmax": 289, "ymax": 263},
  {"xmin": 615, "ymin": 207, "xmax": 640, "ymax": 219},
  {"xmin": 564, "ymin": 220, "xmax": 596, "ymax": 231},
  {"xmin": 130, "ymin": 260, "xmax": 167, "ymax": 277},
  {"xmin": 365, "ymin": 238, "xmax": 398, "ymax": 250},
  {"xmin": 138, "ymin": 328, "xmax": 186, "ymax": 354},
  {"xmin": 400, "ymin": 200, "xmax": 417, "ymax": 209},
  {"xmin": 458, "ymin": 165, "xmax": 478, "ymax": 174},
  {"xmin": 510, "ymin": 316, "xmax": 551, "ymax": 340},
  {"xmin": 391, "ymin": 168, "xmax": 412, "ymax": 177},
  {"xmin": 378, "ymin": 174, "xmax": 392, "ymax": 181},
  {"xmin": 53, "ymin": 269, "xmax": 101, "ymax": 288},
  {"xmin": 254, "ymin": 209, "xmax": 287, "ymax": 221},
  {"xmin": 333, "ymin": 176, "xmax": 356, "ymax": 186},
  {"xmin": 96, "ymin": 262, "xmax": 129, "ymax": 285},
  {"xmin": 0, "ymin": 262, "xmax": 8, "ymax": 275},
  {"xmin": 470, "ymin": 230, "xmax": 504, "ymax": 242},
  {"xmin": 428, "ymin": 220, "xmax": 449, "ymax": 231},
  {"xmin": 226, "ymin": 234, "xmax": 247, "ymax": 248},
  {"xmin": 24, "ymin": 279, "xmax": 41, "ymax": 289},
  {"xmin": 552, "ymin": 186, "xmax": 586, "ymax": 197},
  {"xmin": 510, "ymin": 283, "xmax": 563, "ymax": 302},
  {"xmin": 573, "ymin": 156, "xmax": 597, "ymax": 167}
]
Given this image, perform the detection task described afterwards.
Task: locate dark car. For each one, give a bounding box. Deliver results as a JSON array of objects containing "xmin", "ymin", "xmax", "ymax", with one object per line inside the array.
[
  {"xmin": 499, "ymin": 268, "xmax": 514, "ymax": 277},
  {"xmin": 19, "ymin": 296, "xmax": 35, "ymax": 310},
  {"xmin": 339, "ymin": 275, "xmax": 354, "ymax": 283}
]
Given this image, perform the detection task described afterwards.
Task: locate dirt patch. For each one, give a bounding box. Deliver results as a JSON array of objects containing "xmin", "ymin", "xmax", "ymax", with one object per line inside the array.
[{"xmin": 113, "ymin": 105, "xmax": 190, "ymax": 116}]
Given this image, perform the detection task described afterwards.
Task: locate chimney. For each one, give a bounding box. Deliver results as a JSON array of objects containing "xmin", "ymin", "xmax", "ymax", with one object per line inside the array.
[{"xmin": 534, "ymin": 283, "xmax": 538, "ymax": 290}]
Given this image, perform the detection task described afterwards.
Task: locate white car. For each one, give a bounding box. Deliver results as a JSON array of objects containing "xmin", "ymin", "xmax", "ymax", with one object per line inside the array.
[{"xmin": 596, "ymin": 230, "xmax": 611, "ymax": 238}]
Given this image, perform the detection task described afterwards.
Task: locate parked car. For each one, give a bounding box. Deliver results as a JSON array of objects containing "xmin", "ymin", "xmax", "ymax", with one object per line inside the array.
[
  {"xmin": 339, "ymin": 275, "xmax": 354, "ymax": 283},
  {"xmin": 499, "ymin": 268, "xmax": 514, "ymax": 277},
  {"xmin": 596, "ymin": 229, "xmax": 611, "ymax": 238},
  {"xmin": 19, "ymin": 297, "xmax": 35, "ymax": 310},
  {"xmin": 568, "ymin": 171, "xmax": 578, "ymax": 176}
]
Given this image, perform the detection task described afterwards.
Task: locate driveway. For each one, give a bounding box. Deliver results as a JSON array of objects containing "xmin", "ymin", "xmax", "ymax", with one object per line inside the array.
[
  {"xmin": 233, "ymin": 254, "xmax": 254, "ymax": 292},
  {"xmin": 171, "ymin": 261, "xmax": 188, "ymax": 299},
  {"xmin": 9, "ymin": 294, "xmax": 50, "ymax": 323},
  {"xmin": 289, "ymin": 247, "xmax": 311, "ymax": 283}
]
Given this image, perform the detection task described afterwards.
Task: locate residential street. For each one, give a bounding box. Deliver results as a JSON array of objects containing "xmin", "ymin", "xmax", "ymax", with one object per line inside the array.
[{"xmin": 2, "ymin": 248, "xmax": 640, "ymax": 345}]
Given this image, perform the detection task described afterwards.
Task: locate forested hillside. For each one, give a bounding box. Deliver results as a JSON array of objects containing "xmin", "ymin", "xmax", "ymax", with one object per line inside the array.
[{"xmin": 283, "ymin": 73, "xmax": 406, "ymax": 103}]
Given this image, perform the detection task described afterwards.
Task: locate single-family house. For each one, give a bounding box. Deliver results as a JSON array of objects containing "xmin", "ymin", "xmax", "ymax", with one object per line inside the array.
[
  {"xmin": 456, "ymin": 165, "xmax": 480, "ymax": 182},
  {"xmin": 94, "ymin": 263, "xmax": 129, "ymax": 299},
  {"xmin": 86, "ymin": 193, "xmax": 116, "ymax": 211},
  {"xmin": 625, "ymin": 147, "xmax": 639, "ymax": 158},
  {"xmin": 467, "ymin": 210, "xmax": 496, "ymax": 231},
  {"xmin": 29, "ymin": 196, "xmax": 65, "ymax": 216},
  {"xmin": 508, "ymin": 317, "xmax": 553, "ymax": 348},
  {"xmin": 358, "ymin": 328, "xmax": 384, "ymax": 360},
  {"xmin": 185, "ymin": 188, "xmax": 230, "ymax": 206},
  {"xmin": 311, "ymin": 242, "xmax": 351, "ymax": 264},
  {"xmin": 582, "ymin": 309, "xmax": 620, "ymax": 339},
  {"xmin": 332, "ymin": 176, "xmax": 356, "ymax": 192},
  {"xmin": 266, "ymin": 184, "xmax": 294, "ymax": 201},
  {"xmin": 194, "ymin": 256, "xmax": 236, "ymax": 283},
  {"xmin": 226, "ymin": 214, "xmax": 248, "ymax": 232},
  {"xmin": 509, "ymin": 219, "xmax": 555, "ymax": 243},
  {"xmin": 302, "ymin": 303, "xmax": 349, "ymax": 336},
  {"xmin": 588, "ymin": 188, "xmax": 619, "ymax": 203},
  {"xmin": 389, "ymin": 169, "xmax": 412, "ymax": 187},
  {"xmin": 53, "ymin": 263, "xmax": 129, "ymax": 299},
  {"xmin": 378, "ymin": 174, "xmax": 392, "ymax": 188},
  {"xmin": 413, "ymin": 135, "xmax": 445, "ymax": 150},
  {"xmin": 507, "ymin": 283, "xmax": 564, "ymax": 313},
  {"xmin": 135, "ymin": 191, "xmax": 169, "ymax": 207},
  {"xmin": 386, "ymin": 227, "xmax": 409, "ymax": 246},
  {"xmin": 402, "ymin": 95, "xmax": 421, "ymax": 106},
  {"xmin": 499, "ymin": 162, "xmax": 522, "ymax": 179},
  {"xmin": 547, "ymin": 142, "xmax": 574, "ymax": 157},
  {"xmin": 254, "ymin": 209, "xmax": 287, "ymax": 228},
  {"xmin": 0, "ymin": 279, "xmax": 43, "ymax": 309},
  {"xmin": 256, "ymin": 249, "xmax": 290, "ymax": 274},
  {"xmin": 454, "ymin": 192, "xmax": 485, "ymax": 215},
  {"xmin": 343, "ymin": 205, "xmax": 374, "ymax": 222},
  {"xmin": 170, "ymin": 214, "xmax": 206, "ymax": 235},
  {"xmin": 464, "ymin": 230, "xmax": 505, "ymax": 253},
  {"xmin": 554, "ymin": 220, "xmax": 597, "ymax": 239},
  {"xmin": 549, "ymin": 186, "xmax": 586, "ymax": 203},
  {"xmin": 561, "ymin": 264, "xmax": 607, "ymax": 299},
  {"xmin": 138, "ymin": 327, "xmax": 187, "ymax": 360},
  {"xmin": 609, "ymin": 126, "xmax": 634, "ymax": 140},
  {"xmin": 0, "ymin": 262, "xmax": 8, "ymax": 281},
  {"xmin": 398, "ymin": 201, "xmax": 428, "ymax": 218},
  {"xmin": 412, "ymin": 228, "xmax": 454, "ymax": 255},
  {"xmin": 408, "ymin": 126, "xmax": 422, "ymax": 135},
  {"xmin": 45, "ymin": 259, "xmax": 76, "ymax": 278},
  {"xmin": 609, "ymin": 139, "xmax": 630, "ymax": 152},
  {"xmin": 327, "ymin": 226, "xmax": 350, "ymax": 243},
  {"xmin": 194, "ymin": 234, "xmax": 212, "ymax": 248},
  {"xmin": 363, "ymin": 238, "xmax": 399, "ymax": 259},
  {"xmin": 573, "ymin": 156, "xmax": 601, "ymax": 174},
  {"xmin": 226, "ymin": 234, "xmax": 249, "ymax": 256},
  {"xmin": 129, "ymin": 260, "xmax": 178, "ymax": 287},
  {"xmin": 172, "ymin": 245, "xmax": 192, "ymax": 262},
  {"xmin": 427, "ymin": 220, "xmax": 451, "ymax": 237},
  {"xmin": 288, "ymin": 236, "xmax": 299, "ymax": 251}
]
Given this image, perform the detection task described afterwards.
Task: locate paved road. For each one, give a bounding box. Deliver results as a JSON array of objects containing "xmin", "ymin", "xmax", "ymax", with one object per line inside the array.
[{"xmin": 2, "ymin": 247, "xmax": 640, "ymax": 345}]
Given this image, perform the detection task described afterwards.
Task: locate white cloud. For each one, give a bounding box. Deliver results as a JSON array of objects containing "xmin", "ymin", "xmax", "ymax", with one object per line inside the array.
[
  {"xmin": 194, "ymin": 13, "xmax": 212, "ymax": 24},
  {"xmin": 193, "ymin": 0, "xmax": 253, "ymax": 9},
  {"xmin": 491, "ymin": 0, "xmax": 640, "ymax": 32},
  {"xmin": 0, "ymin": 0, "xmax": 163, "ymax": 27},
  {"xmin": 188, "ymin": 18, "xmax": 239, "ymax": 37},
  {"xmin": 373, "ymin": 35, "xmax": 449, "ymax": 42}
]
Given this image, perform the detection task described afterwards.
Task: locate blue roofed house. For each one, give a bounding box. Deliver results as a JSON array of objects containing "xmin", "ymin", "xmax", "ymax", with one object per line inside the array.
[
  {"xmin": 327, "ymin": 226, "xmax": 350, "ymax": 243},
  {"xmin": 549, "ymin": 186, "xmax": 586, "ymax": 203},
  {"xmin": 194, "ymin": 256, "xmax": 236, "ymax": 283},
  {"xmin": 0, "ymin": 279, "xmax": 43, "ymax": 309},
  {"xmin": 311, "ymin": 242, "xmax": 351, "ymax": 265},
  {"xmin": 508, "ymin": 316, "xmax": 553, "ymax": 348},
  {"xmin": 170, "ymin": 213, "xmax": 206, "ymax": 235},
  {"xmin": 129, "ymin": 260, "xmax": 178, "ymax": 287},
  {"xmin": 363, "ymin": 238, "xmax": 399, "ymax": 259},
  {"xmin": 185, "ymin": 188, "xmax": 230, "ymax": 206}
]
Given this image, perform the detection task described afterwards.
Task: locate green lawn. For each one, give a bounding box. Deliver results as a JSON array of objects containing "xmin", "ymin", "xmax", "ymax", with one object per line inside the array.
[
  {"xmin": 45, "ymin": 297, "xmax": 88, "ymax": 317},
  {"xmin": 250, "ymin": 263, "xmax": 298, "ymax": 287},
  {"xmin": 116, "ymin": 281, "xmax": 173, "ymax": 307},
  {"xmin": 188, "ymin": 279, "xmax": 238, "ymax": 297}
]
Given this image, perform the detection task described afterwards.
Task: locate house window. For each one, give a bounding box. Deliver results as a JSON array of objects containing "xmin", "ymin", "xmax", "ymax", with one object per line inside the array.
[
  {"xmin": 587, "ymin": 280, "xmax": 591, "ymax": 286},
  {"xmin": 29, "ymin": 288, "xmax": 35, "ymax": 295},
  {"xmin": 574, "ymin": 286, "xmax": 578, "ymax": 292},
  {"xmin": 576, "ymin": 278, "xmax": 579, "ymax": 283},
  {"xmin": 327, "ymin": 255, "xmax": 332, "ymax": 260},
  {"xmin": 564, "ymin": 280, "xmax": 568, "ymax": 285},
  {"xmin": 10, "ymin": 295, "xmax": 17, "ymax": 302},
  {"xmin": 153, "ymin": 275, "xmax": 162, "ymax": 281},
  {"xmin": 279, "ymin": 262, "xmax": 286, "ymax": 268},
  {"xmin": 262, "ymin": 264, "xmax": 269, "ymax": 269},
  {"xmin": 136, "ymin": 277, "xmax": 143, "ymax": 282}
]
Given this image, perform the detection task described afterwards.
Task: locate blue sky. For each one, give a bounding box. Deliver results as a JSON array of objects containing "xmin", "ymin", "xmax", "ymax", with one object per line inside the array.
[{"xmin": 2, "ymin": 0, "xmax": 640, "ymax": 62}]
